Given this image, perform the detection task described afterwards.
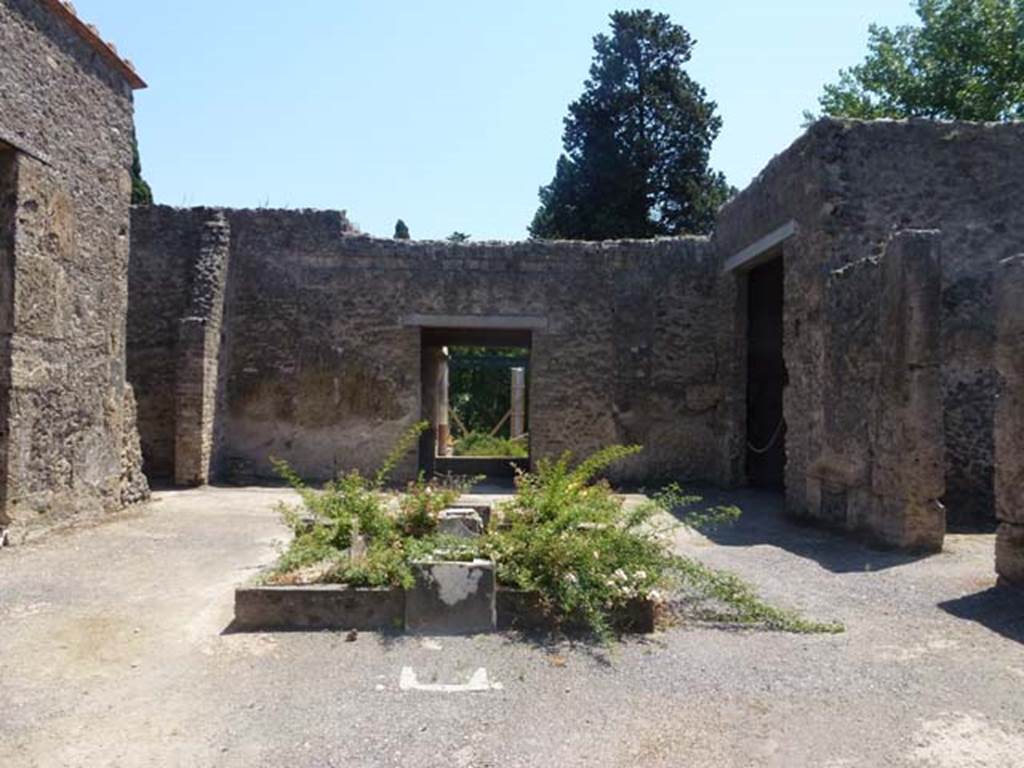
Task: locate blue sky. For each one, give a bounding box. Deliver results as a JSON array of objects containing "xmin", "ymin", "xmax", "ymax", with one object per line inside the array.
[{"xmin": 77, "ymin": 1, "xmax": 919, "ymax": 240}]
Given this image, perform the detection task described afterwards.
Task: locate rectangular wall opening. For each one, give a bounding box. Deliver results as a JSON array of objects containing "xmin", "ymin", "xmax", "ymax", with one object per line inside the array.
[
  {"xmin": 420, "ymin": 327, "xmax": 531, "ymax": 480},
  {"xmin": 745, "ymin": 253, "xmax": 787, "ymax": 490}
]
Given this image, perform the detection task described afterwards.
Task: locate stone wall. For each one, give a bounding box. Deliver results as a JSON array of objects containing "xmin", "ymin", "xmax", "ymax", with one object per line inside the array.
[
  {"xmin": 821, "ymin": 231, "xmax": 945, "ymax": 550},
  {"xmin": 995, "ymin": 256, "xmax": 1024, "ymax": 587},
  {"xmin": 0, "ymin": 0, "xmax": 148, "ymax": 534},
  {"xmin": 0, "ymin": 149, "xmax": 16, "ymax": 525},
  {"xmin": 129, "ymin": 207, "xmax": 726, "ymax": 485},
  {"xmin": 127, "ymin": 207, "xmax": 210, "ymax": 480},
  {"xmin": 716, "ymin": 118, "xmax": 1024, "ymax": 538},
  {"xmin": 174, "ymin": 212, "xmax": 231, "ymax": 486}
]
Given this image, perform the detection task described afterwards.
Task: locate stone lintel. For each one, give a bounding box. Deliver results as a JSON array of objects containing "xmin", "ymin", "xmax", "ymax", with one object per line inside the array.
[{"xmin": 723, "ymin": 220, "xmax": 798, "ymax": 273}]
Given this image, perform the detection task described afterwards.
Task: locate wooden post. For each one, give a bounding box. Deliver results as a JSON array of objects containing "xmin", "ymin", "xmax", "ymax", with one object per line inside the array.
[{"xmin": 510, "ymin": 367, "xmax": 526, "ymax": 439}]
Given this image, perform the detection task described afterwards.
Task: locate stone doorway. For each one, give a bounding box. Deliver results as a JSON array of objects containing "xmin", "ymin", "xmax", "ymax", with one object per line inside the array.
[
  {"xmin": 745, "ymin": 254, "xmax": 787, "ymax": 490},
  {"xmin": 419, "ymin": 326, "xmax": 532, "ymax": 480}
]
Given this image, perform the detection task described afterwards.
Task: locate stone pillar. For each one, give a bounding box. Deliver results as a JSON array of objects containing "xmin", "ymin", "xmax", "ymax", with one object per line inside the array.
[
  {"xmin": 869, "ymin": 230, "xmax": 946, "ymax": 550},
  {"xmin": 436, "ymin": 348, "xmax": 450, "ymax": 456},
  {"xmin": 510, "ymin": 367, "xmax": 526, "ymax": 439},
  {"xmin": 995, "ymin": 255, "xmax": 1024, "ymax": 587},
  {"xmin": 419, "ymin": 345, "xmax": 444, "ymax": 476},
  {"xmin": 174, "ymin": 212, "xmax": 230, "ymax": 486}
]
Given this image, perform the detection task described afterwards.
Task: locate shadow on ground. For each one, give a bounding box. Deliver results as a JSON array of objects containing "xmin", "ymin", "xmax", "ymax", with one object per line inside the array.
[
  {"xmin": 939, "ymin": 587, "xmax": 1024, "ymax": 645},
  {"xmin": 674, "ymin": 487, "xmax": 931, "ymax": 575}
]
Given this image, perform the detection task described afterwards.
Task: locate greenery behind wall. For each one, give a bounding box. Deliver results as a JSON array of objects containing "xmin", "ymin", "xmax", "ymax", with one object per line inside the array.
[
  {"xmin": 530, "ymin": 10, "xmax": 732, "ymax": 240},
  {"xmin": 449, "ymin": 346, "xmax": 528, "ymax": 440},
  {"xmin": 813, "ymin": 0, "xmax": 1024, "ymax": 121}
]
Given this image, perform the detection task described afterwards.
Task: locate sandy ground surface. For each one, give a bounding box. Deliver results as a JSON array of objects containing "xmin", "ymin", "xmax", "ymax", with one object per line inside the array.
[{"xmin": 1, "ymin": 486, "xmax": 1022, "ymax": 768}]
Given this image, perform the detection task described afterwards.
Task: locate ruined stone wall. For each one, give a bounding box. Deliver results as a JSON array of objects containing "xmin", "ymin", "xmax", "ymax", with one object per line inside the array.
[
  {"xmin": 0, "ymin": 150, "xmax": 16, "ymax": 525},
  {"xmin": 0, "ymin": 0, "xmax": 147, "ymax": 532},
  {"xmin": 822, "ymin": 120, "xmax": 1024, "ymax": 528},
  {"xmin": 716, "ymin": 118, "xmax": 1024, "ymax": 539},
  {"xmin": 995, "ymin": 256, "xmax": 1024, "ymax": 587},
  {"xmin": 129, "ymin": 207, "xmax": 725, "ymax": 485},
  {"xmin": 127, "ymin": 206, "xmax": 210, "ymax": 479}
]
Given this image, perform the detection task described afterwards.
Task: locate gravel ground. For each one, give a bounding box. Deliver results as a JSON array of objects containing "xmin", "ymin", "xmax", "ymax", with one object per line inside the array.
[{"xmin": 1, "ymin": 486, "xmax": 1022, "ymax": 768}]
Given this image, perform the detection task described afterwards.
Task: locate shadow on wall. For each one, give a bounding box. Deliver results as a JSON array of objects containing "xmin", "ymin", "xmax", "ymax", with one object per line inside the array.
[
  {"xmin": 678, "ymin": 488, "xmax": 931, "ymax": 575},
  {"xmin": 938, "ymin": 588, "xmax": 1024, "ymax": 646}
]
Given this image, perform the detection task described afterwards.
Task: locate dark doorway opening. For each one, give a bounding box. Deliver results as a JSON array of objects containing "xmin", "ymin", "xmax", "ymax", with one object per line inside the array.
[
  {"xmin": 419, "ymin": 327, "xmax": 531, "ymax": 480},
  {"xmin": 745, "ymin": 255, "xmax": 787, "ymax": 490}
]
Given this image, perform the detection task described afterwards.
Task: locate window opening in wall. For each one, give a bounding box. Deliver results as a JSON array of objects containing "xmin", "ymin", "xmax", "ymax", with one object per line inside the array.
[{"xmin": 745, "ymin": 254, "xmax": 787, "ymax": 490}]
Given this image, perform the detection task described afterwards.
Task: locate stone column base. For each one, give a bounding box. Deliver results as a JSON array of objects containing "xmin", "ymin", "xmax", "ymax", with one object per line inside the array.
[{"xmin": 995, "ymin": 523, "xmax": 1024, "ymax": 588}]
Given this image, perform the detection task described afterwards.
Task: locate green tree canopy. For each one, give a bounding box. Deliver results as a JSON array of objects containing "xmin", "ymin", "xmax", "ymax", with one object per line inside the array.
[
  {"xmin": 131, "ymin": 132, "xmax": 153, "ymax": 206},
  {"xmin": 394, "ymin": 219, "xmax": 411, "ymax": 239},
  {"xmin": 530, "ymin": 10, "xmax": 731, "ymax": 240},
  {"xmin": 447, "ymin": 231, "xmax": 471, "ymax": 243},
  {"xmin": 814, "ymin": 0, "xmax": 1024, "ymax": 121}
]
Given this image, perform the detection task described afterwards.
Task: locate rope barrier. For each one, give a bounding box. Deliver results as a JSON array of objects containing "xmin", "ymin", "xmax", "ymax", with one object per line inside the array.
[{"xmin": 747, "ymin": 418, "xmax": 785, "ymax": 455}]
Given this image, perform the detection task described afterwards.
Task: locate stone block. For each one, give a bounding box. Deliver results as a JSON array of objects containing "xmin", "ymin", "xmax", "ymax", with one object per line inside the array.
[
  {"xmin": 996, "ymin": 523, "xmax": 1024, "ymax": 588},
  {"xmin": 405, "ymin": 559, "xmax": 496, "ymax": 635},
  {"xmin": 233, "ymin": 585, "xmax": 404, "ymax": 631},
  {"xmin": 447, "ymin": 504, "xmax": 493, "ymax": 530},
  {"xmin": 437, "ymin": 508, "xmax": 483, "ymax": 538},
  {"xmin": 995, "ymin": 256, "xmax": 1024, "ymax": 526},
  {"xmin": 496, "ymin": 588, "xmax": 657, "ymax": 633}
]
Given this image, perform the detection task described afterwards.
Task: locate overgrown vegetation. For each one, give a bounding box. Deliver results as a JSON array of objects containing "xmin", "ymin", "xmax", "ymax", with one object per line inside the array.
[
  {"xmin": 267, "ymin": 422, "xmax": 478, "ymax": 588},
  {"xmin": 453, "ymin": 432, "xmax": 529, "ymax": 458},
  {"xmin": 448, "ymin": 346, "xmax": 529, "ymax": 444},
  {"xmin": 131, "ymin": 132, "xmax": 153, "ymax": 206},
  {"xmin": 266, "ymin": 425, "xmax": 842, "ymax": 640}
]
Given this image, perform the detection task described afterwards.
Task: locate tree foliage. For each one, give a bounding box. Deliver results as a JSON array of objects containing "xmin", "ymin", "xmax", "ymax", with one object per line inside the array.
[
  {"xmin": 447, "ymin": 231, "xmax": 471, "ymax": 243},
  {"xmin": 131, "ymin": 132, "xmax": 153, "ymax": 206},
  {"xmin": 530, "ymin": 10, "xmax": 731, "ymax": 240},
  {"xmin": 449, "ymin": 346, "xmax": 526, "ymax": 437},
  {"xmin": 815, "ymin": 0, "xmax": 1024, "ymax": 121},
  {"xmin": 394, "ymin": 219, "xmax": 411, "ymax": 239}
]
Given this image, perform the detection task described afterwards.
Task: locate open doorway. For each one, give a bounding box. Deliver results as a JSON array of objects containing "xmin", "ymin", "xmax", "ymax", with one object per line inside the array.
[
  {"xmin": 420, "ymin": 327, "xmax": 531, "ymax": 479},
  {"xmin": 745, "ymin": 254, "xmax": 787, "ymax": 490}
]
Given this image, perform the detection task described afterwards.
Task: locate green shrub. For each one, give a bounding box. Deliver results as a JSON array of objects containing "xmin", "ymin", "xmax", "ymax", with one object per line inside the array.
[
  {"xmin": 453, "ymin": 431, "xmax": 529, "ymax": 458},
  {"xmin": 482, "ymin": 446, "xmax": 839, "ymax": 639},
  {"xmin": 265, "ymin": 431, "xmax": 841, "ymax": 640},
  {"xmin": 268, "ymin": 421, "xmax": 475, "ymax": 587}
]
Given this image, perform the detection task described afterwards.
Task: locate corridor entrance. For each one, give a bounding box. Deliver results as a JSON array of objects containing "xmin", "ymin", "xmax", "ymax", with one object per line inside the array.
[{"xmin": 745, "ymin": 255, "xmax": 787, "ymax": 490}]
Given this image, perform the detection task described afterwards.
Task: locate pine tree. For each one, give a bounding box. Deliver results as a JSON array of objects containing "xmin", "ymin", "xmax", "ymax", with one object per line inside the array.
[
  {"xmin": 394, "ymin": 219, "xmax": 411, "ymax": 239},
  {"xmin": 530, "ymin": 10, "xmax": 731, "ymax": 240}
]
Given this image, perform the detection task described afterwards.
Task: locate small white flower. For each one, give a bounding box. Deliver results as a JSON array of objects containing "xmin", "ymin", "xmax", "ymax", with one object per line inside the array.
[
  {"xmin": 564, "ymin": 572, "xmax": 579, "ymax": 585},
  {"xmin": 634, "ymin": 570, "xmax": 647, "ymax": 581}
]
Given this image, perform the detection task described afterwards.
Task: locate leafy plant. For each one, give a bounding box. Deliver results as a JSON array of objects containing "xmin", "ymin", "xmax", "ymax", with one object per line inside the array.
[
  {"xmin": 396, "ymin": 474, "xmax": 470, "ymax": 538},
  {"xmin": 482, "ymin": 447, "xmax": 839, "ymax": 639},
  {"xmin": 453, "ymin": 432, "xmax": 529, "ymax": 458},
  {"xmin": 812, "ymin": 0, "xmax": 1024, "ymax": 122},
  {"xmin": 268, "ymin": 423, "xmax": 460, "ymax": 585},
  {"xmin": 266, "ymin": 431, "xmax": 841, "ymax": 641}
]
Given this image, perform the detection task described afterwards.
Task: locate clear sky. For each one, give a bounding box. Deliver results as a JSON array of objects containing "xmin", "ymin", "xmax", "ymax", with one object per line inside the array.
[{"xmin": 75, "ymin": 1, "xmax": 919, "ymax": 240}]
